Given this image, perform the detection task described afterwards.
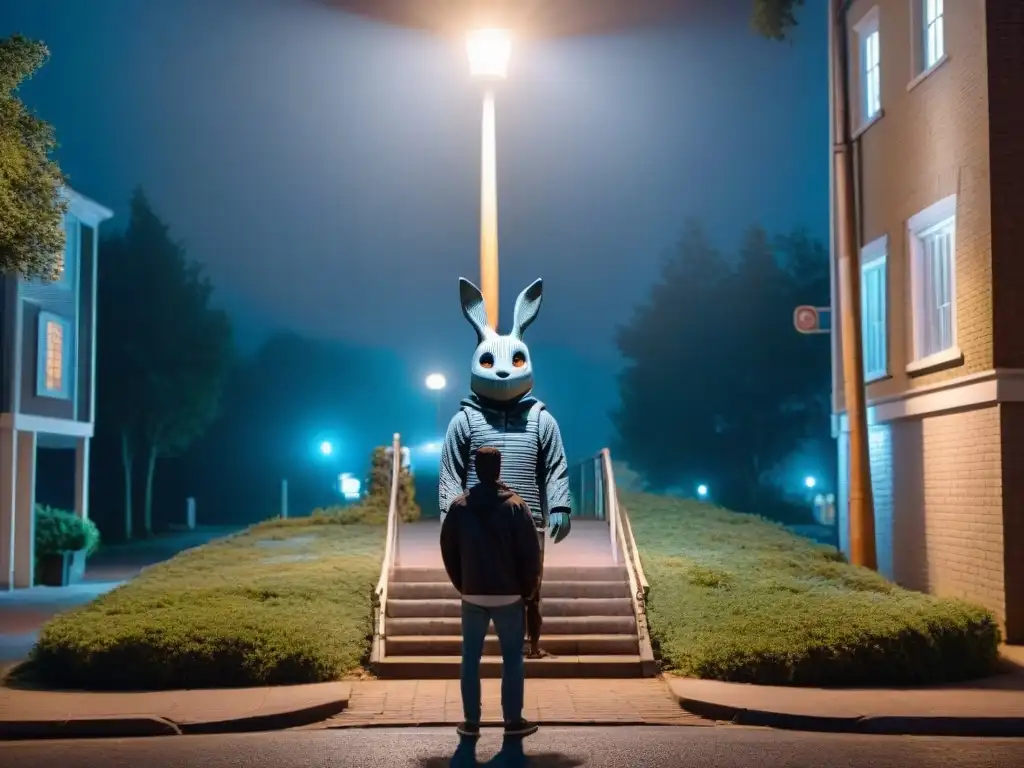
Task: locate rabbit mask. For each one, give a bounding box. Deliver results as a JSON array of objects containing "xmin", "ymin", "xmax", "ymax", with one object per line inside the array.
[{"xmin": 460, "ymin": 277, "xmax": 543, "ymax": 403}]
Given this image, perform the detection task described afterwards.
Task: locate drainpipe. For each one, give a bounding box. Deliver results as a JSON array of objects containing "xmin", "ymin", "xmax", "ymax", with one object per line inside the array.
[{"xmin": 831, "ymin": 0, "xmax": 877, "ymax": 569}]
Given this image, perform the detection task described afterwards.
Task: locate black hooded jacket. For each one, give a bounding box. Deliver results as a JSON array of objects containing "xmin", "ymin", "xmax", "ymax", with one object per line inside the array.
[{"xmin": 440, "ymin": 481, "xmax": 542, "ymax": 598}]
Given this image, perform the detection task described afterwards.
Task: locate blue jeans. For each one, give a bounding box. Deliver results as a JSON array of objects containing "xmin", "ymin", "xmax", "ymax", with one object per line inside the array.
[{"xmin": 460, "ymin": 600, "xmax": 525, "ymax": 725}]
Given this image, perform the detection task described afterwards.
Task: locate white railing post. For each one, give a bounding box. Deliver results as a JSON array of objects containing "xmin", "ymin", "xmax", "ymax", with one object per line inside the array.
[
  {"xmin": 371, "ymin": 432, "xmax": 403, "ymax": 667},
  {"xmin": 602, "ymin": 450, "xmax": 619, "ymax": 564}
]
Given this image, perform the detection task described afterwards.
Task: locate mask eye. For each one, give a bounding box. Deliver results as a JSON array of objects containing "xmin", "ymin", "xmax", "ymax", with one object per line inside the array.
[
  {"xmin": 512, "ymin": 351, "xmax": 527, "ymax": 368},
  {"xmin": 479, "ymin": 353, "xmax": 495, "ymax": 369}
]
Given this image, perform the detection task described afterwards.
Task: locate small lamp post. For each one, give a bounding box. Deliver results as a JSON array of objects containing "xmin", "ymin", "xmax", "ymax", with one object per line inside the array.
[
  {"xmin": 425, "ymin": 372, "xmax": 447, "ymax": 437},
  {"xmin": 466, "ymin": 28, "xmax": 512, "ymax": 331}
]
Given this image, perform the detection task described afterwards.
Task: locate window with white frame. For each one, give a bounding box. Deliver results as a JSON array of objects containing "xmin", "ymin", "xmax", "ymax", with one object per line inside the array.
[
  {"xmin": 855, "ymin": 10, "xmax": 881, "ymax": 125},
  {"xmin": 908, "ymin": 195, "xmax": 957, "ymax": 366},
  {"xmin": 36, "ymin": 311, "xmax": 71, "ymax": 399},
  {"xmin": 923, "ymin": 0, "xmax": 945, "ymax": 70},
  {"xmin": 860, "ymin": 237, "xmax": 887, "ymax": 381}
]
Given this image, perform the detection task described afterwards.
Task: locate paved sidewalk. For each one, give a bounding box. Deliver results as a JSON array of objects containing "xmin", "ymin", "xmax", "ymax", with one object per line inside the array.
[
  {"xmin": 0, "ymin": 682, "xmax": 351, "ymax": 740},
  {"xmin": 667, "ymin": 649, "xmax": 1024, "ymax": 738},
  {"xmin": 326, "ymin": 678, "xmax": 708, "ymax": 728}
]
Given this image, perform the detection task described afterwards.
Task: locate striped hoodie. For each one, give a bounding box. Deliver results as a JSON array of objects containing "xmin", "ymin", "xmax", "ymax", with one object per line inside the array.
[{"xmin": 438, "ymin": 392, "xmax": 571, "ymax": 530}]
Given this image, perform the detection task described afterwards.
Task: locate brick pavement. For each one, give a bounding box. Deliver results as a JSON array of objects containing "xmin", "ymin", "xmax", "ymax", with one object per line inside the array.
[{"xmin": 325, "ymin": 678, "xmax": 710, "ymax": 728}]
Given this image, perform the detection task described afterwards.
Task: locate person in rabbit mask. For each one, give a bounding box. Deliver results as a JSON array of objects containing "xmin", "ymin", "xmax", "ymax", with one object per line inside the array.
[{"xmin": 439, "ymin": 277, "xmax": 572, "ymax": 659}]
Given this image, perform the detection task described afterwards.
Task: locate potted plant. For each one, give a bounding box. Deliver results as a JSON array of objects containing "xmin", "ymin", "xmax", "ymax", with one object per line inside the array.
[{"xmin": 34, "ymin": 505, "xmax": 101, "ymax": 587}]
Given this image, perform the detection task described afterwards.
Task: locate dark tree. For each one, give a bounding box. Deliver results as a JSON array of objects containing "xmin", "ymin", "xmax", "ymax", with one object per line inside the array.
[
  {"xmin": 613, "ymin": 219, "xmax": 733, "ymax": 491},
  {"xmin": 613, "ymin": 221, "xmax": 832, "ymax": 516},
  {"xmin": 0, "ymin": 35, "xmax": 68, "ymax": 278},
  {"xmin": 97, "ymin": 189, "xmax": 233, "ymax": 538}
]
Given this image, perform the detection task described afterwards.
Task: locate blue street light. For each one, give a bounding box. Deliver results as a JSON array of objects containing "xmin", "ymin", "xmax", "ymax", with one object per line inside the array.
[
  {"xmin": 696, "ymin": 484, "xmax": 709, "ymax": 499},
  {"xmin": 804, "ymin": 475, "xmax": 817, "ymax": 489},
  {"xmin": 319, "ymin": 440, "xmax": 334, "ymax": 457}
]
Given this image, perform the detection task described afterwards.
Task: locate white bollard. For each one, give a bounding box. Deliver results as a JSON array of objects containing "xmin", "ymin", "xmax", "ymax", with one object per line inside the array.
[{"xmin": 186, "ymin": 497, "xmax": 196, "ymax": 530}]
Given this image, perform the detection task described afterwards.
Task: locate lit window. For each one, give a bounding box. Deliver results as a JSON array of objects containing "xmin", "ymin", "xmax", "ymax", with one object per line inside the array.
[
  {"xmin": 860, "ymin": 237, "xmax": 887, "ymax": 381},
  {"xmin": 923, "ymin": 0, "xmax": 944, "ymax": 69},
  {"xmin": 45, "ymin": 320, "xmax": 63, "ymax": 391},
  {"xmin": 853, "ymin": 9, "xmax": 881, "ymax": 128},
  {"xmin": 36, "ymin": 312, "xmax": 71, "ymax": 399},
  {"xmin": 908, "ymin": 195, "xmax": 958, "ymax": 369},
  {"xmin": 55, "ymin": 215, "xmax": 77, "ymax": 288}
]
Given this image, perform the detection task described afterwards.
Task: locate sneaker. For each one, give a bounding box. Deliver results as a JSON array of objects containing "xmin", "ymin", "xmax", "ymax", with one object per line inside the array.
[
  {"xmin": 504, "ymin": 718, "xmax": 538, "ymax": 738},
  {"xmin": 456, "ymin": 721, "xmax": 481, "ymax": 738}
]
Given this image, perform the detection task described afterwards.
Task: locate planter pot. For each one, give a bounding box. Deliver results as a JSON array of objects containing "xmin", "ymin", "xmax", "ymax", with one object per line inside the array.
[{"xmin": 37, "ymin": 549, "xmax": 87, "ymax": 587}]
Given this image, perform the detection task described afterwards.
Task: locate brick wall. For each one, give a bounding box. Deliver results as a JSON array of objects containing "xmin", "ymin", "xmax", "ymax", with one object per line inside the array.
[
  {"xmin": 835, "ymin": 0, "xmax": 992, "ymax": 415},
  {"xmin": 895, "ymin": 406, "xmax": 1006, "ymax": 625},
  {"xmin": 838, "ymin": 405, "xmax": 1008, "ymax": 631},
  {"xmin": 868, "ymin": 424, "xmax": 893, "ymax": 580},
  {"xmin": 987, "ymin": 2, "xmax": 1024, "ymax": 369},
  {"xmin": 999, "ymin": 402, "xmax": 1024, "ymax": 641},
  {"xmin": 835, "ymin": 423, "xmax": 895, "ymax": 579}
]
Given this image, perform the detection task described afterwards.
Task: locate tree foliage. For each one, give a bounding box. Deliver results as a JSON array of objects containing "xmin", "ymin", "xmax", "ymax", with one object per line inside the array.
[
  {"xmin": 365, "ymin": 446, "xmax": 420, "ymax": 522},
  {"xmin": 97, "ymin": 189, "xmax": 233, "ymax": 537},
  {"xmin": 613, "ymin": 220, "xmax": 830, "ymax": 517},
  {"xmin": 750, "ymin": 0, "xmax": 805, "ymax": 41},
  {"xmin": 0, "ymin": 35, "xmax": 68, "ymax": 279}
]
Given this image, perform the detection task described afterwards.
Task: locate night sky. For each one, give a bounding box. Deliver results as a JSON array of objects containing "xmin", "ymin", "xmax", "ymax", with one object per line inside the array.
[{"xmin": 4, "ymin": 0, "xmax": 828, "ymax": 458}]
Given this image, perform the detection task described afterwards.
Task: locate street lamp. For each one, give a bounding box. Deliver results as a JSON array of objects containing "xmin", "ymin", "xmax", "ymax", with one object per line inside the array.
[
  {"xmin": 804, "ymin": 475, "xmax": 817, "ymax": 489},
  {"xmin": 425, "ymin": 372, "xmax": 447, "ymax": 437},
  {"xmin": 467, "ymin": 27, "xmax": 512, "ymax": 331},
  {"xmin": 696, "ymin": 484, "xmax": 709, "ymax": 499},
  {"xmin": 319, "ymin": 440, "xmax": 334, "ymax": 457}
]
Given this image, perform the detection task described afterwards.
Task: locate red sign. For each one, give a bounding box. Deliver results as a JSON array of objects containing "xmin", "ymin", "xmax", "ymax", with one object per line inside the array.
[{"xmin": 793, "ymin": 305, "xmax": 820, "ymax": 333}]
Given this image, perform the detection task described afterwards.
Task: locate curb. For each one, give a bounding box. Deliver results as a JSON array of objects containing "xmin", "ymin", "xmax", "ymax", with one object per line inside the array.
[
  {"xmin": 673, "ymin": 695, "xmax": 1024, "ymax": 738},
  {"xmin": 0, "ymin": 698, "xmax": 349, "ymax": 741},
  {"xmin": 327, "ymin": 718, "xmax": 712, "ymax": 730},
  {"xmin": 0, "ymin": 716, "xmax": 181, "ymax": 741},
  {"xmin": 178, "ymin": 698, "xmax": 350, "ymax": 735}
]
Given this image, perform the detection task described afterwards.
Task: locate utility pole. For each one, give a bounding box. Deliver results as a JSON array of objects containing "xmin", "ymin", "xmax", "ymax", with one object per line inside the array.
[{"xmin": 830, "ymin": 0, "xmax": 877, "ymax": 569}]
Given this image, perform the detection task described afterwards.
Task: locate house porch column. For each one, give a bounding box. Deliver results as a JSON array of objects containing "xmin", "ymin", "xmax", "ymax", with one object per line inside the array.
[
  {"xmin": 0, "ymin": 427, "xmax": 16, "ymax": 589},
  {"xmin": 13, "ymin": 429, "xmax": 36, "ymax": 588},
  {"xmin": 74, "ymin": 437, "xmax": 90, "ymax": 520}
]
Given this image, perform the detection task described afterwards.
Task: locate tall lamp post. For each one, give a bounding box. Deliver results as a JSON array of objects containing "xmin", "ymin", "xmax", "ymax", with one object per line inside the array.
[
  {"xmin": 425, "ymin": 372, "xmax": 447, "ymax": 436},
  {"xmin": 466, "ymin": 28, "xmax": 512, "ymax": 331}
]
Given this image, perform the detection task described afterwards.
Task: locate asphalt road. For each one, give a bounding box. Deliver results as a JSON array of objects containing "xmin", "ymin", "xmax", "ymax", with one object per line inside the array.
[{"xmin": 1, "ymin": 726, "xmax": 1022, "ymax": 767}]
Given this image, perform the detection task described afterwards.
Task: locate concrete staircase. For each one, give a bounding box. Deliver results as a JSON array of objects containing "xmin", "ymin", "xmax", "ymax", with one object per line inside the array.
[{"xmin": 376, "ymin": 563, "xmax": 645, "ymax": 679}]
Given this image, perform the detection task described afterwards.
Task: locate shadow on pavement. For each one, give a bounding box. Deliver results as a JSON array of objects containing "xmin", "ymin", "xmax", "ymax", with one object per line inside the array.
[{"xmin": 420, "ymin": 735, "xmax": 585, "ymax": 767}]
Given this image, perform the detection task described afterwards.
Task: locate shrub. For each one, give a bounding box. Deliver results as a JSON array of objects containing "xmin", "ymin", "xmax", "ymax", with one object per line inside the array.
[
  {"xmin": 625, "ymin": 492, "xmax": 1001, "ymax": 686},
  {"xmin": 364, "ymin": 445, "xmax": 420, "ymax": 522},
  {"xmin": 24, "ymin": 519, "xmax": 383, "ymax": 690},
  {"xmin": 35, "ymin": 505, "xmax": 100, "ymax": 556}
]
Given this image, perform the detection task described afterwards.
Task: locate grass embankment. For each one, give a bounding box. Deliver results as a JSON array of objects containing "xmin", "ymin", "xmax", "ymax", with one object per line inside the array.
[
  {"xmin": 625, "ymin": 492, "xmax": 1001, "ymax": 686},
  {"xmin": 22, "ymin": 510, "xmax": 385, "ymax": 691}
]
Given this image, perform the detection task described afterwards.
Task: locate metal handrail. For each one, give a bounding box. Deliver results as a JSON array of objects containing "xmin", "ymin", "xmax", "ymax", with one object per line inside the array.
[
  {"xmin": 371, "ymin": 433, "xmax": 402, "ymax": 664},
  {"xmin": 599, "ymin": 448, "xmax": 656, "ymax": 675}
]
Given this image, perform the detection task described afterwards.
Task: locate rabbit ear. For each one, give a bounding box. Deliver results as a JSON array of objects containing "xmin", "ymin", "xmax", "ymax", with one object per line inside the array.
[
  {"xmin": 459, "ymin": 277, "xmax": 495, "ymax": 342},
  {"xmin": 511, "ymin": 278, "xmax": 543, "ymax": 339}
]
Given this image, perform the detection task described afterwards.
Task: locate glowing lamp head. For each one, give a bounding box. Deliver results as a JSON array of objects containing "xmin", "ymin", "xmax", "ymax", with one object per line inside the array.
[
  {"xmin": 425, "ymin": 373, "xmax": 447, "ymax": 391},
  {"xmin": 696, "ymin": 484, "xmax": 708, "ymax": 498},
  {"xmin": 804, "ymin": 475, "xmax": 817, "ymax": 489},
  {"xmin": 467, "ymin": 28, "xmax": 512, "ymax": 80},
  {"xmin": 319, "ymin": 440, "xmax": 333, "ymax": 457}
]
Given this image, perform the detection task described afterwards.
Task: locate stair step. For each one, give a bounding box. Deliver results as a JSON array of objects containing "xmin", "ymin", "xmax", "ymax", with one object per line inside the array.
[
  {"xmin": 386, "ymin": 615, "xmax": 637, "ymax": 636},
  {"xmin": 393, "ymin": 566, "xmax": 627, "ymax": 583},
  {"xmin": 386, "ymin": 634, "xmax": 639, "ymax": 657},
  {"xmin": 387, "ymin": 597, "xmax": 634, "ymax": 619},
  {"xmin": 376, "ymin": 654, "xmax": 643, "ymax": 679},
  {"xmin": 388, "ymin": 580, "xmax": 631, "ymax": 600}
]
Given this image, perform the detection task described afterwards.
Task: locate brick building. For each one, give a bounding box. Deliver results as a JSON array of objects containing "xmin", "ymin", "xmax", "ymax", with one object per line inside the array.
[{"xmin": 830, "ymin": 0, "xmax": 1024, "ymax": 640}]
